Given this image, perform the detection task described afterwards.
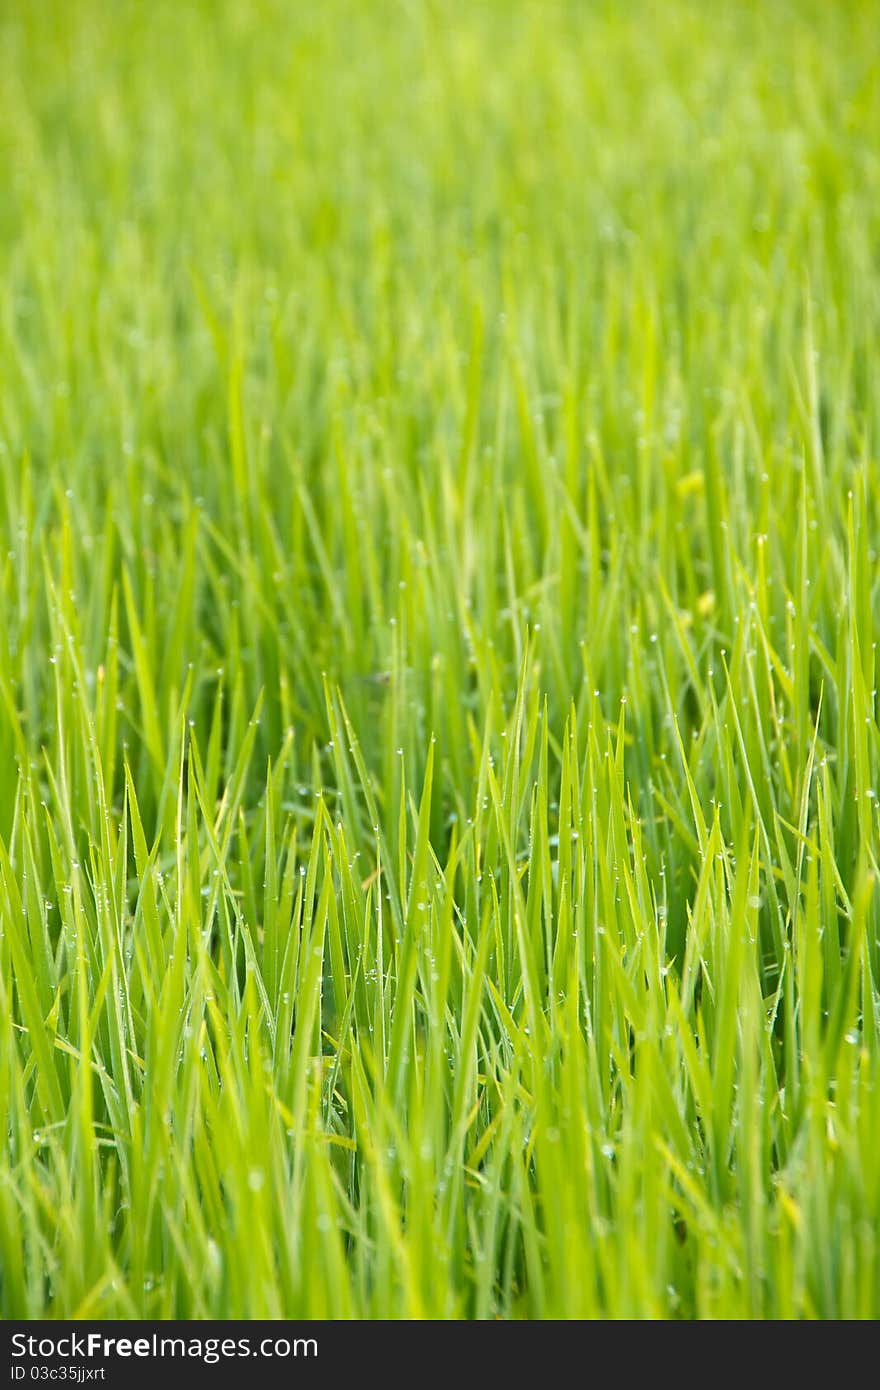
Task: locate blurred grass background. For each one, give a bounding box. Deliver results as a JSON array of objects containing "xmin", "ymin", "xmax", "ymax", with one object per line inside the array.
[{"xmin": 1, "ymin": 0, "xmax": 879, "ymax": 1318}]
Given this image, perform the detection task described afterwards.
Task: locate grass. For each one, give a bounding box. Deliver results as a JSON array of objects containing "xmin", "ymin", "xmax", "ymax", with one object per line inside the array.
[{"xmin": 1, "ymin": 0, "xmax": 879, "ymax": 1320}]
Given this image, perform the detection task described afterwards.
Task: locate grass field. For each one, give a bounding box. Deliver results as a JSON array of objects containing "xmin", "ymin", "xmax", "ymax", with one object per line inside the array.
[{"xmin": 1, "ymin": 0, "xmax": 879, "ymax": 1320}]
